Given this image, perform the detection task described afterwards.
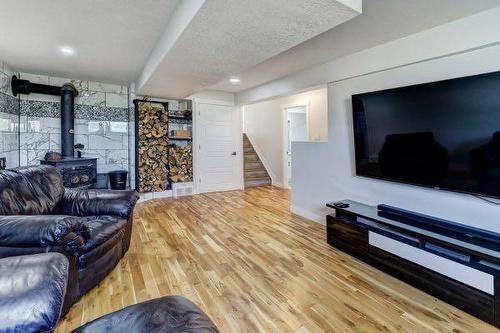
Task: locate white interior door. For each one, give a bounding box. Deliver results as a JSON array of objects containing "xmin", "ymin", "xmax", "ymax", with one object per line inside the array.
[
  {"xmin": 197, "ymin": 102, "xmax": 241, "ymax": 193},
  {"xmin": 285, "ymin": 106, "xmax": 308, "ymax": 188}
]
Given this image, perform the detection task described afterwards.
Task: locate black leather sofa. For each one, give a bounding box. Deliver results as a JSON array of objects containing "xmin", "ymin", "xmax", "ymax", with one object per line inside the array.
[
  {"xmin": 0, "ymin": 253, "xmax": 219, "ymax": 333},
  {"xmin": 0, "ymin": 166, "xmax": 139, "ymax": 313}
]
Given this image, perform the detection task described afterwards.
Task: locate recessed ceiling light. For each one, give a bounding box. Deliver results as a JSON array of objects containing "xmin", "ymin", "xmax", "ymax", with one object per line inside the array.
[
  {"xmin": 60, "ymin": 46, "xmax": 75, "ymax": 56},
  {"xmin": 229, "ymin": 77, "xmax": 241, "ymax": 84}
]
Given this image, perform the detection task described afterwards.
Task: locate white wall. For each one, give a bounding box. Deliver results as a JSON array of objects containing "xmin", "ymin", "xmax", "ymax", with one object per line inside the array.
[
  {"xmin": 243, "ymin": 87, "xmax": 327, "ymax": 187},
  {"xmin": 189, "ymin": 90, "xmax": 235, "ymax": 105},
  {"xmin": 292, "ymin": 42, "xmax": 500, "ymax": 231}
]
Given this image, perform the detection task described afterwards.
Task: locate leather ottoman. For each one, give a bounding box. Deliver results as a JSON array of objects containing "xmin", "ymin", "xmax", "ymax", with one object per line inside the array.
[
  {"xmin": 0, "ymin": 253, "xmax": 68, "ymax": 333},
  {"xmin": 72, "ymin": 296, "xmax": 219, "ymax": 333}
]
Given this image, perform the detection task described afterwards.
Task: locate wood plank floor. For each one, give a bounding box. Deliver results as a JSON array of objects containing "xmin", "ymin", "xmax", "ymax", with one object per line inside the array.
[{"xmin": 55, "ymin": 186, "xmax": 499, "ymax": 332}]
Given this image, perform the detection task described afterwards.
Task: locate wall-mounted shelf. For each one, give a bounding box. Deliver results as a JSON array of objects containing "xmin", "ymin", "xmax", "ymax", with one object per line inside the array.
[
  {"xmin": 168, "ymin": 115, "xmax": 192, "ymax": 120},
  {"xmin": 134, "ymin": 99, "xmax": 193, "ymax": 192}
]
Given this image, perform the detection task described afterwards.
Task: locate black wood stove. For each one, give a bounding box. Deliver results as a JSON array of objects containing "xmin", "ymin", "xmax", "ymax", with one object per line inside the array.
[
  {"xmin": 12, "ymin": 76, "xmax": 98, "ymax": 189},
  {"xmin": 40, "ymin": 157, "xmax": 97, "ymax": 189}
]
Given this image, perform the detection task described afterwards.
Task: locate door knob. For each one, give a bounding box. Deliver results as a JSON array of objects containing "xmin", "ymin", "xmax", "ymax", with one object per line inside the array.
[{"xmin": 231, "ymin": 152, "xmax": 237, "ymax": 156}]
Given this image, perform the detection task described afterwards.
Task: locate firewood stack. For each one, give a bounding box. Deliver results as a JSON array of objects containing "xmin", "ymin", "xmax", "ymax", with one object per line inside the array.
[
  {"xmin": 168, "ymin": 144, "xmax": 193, "ymax": 182},
  {"xmin": 137, "ymin": 102, "xmax": 169, "ymax": 192}
]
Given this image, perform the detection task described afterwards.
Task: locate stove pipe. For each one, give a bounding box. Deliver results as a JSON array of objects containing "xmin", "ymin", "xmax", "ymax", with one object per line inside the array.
[
  {"xmin": 11, "ymin": 76, "xmax": 79, "ymax": 158},
  {"xmin": 61, "ymin": 83, "xmax": 78, "ymax": 158}
]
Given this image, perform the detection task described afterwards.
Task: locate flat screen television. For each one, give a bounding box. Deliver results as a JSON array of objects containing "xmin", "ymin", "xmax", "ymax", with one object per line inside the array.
[{"xmin": 352, "ymin": 71, "xmax": 500, "ymax": 198}]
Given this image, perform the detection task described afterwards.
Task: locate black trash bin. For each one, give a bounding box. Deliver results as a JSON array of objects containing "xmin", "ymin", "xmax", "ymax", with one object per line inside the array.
[{"xmin": 108, "ymin": 170, "xmax": 128, "ymax": 190}]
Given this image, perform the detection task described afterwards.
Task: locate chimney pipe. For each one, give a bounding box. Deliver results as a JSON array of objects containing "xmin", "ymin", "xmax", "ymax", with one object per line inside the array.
[
  {"xmin": 61, "ymin": 83, "xmax": 78, "ymax": 158},
  {"xmin": 11, "ymin": 75, "xmax": 61, "ymax": 96},
  {"xmin": 12, "ymin": 76, "xmax": 79, "ymax": 158}
]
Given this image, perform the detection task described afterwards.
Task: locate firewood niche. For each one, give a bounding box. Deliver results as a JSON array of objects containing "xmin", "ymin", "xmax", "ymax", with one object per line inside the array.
[
  {"xmin": 168, "ymin": 144, "xmax": 193, "ymax": 182},
  {"xmin": 134, "ymin": 99, "xmax": 193, "ymax": 193}
]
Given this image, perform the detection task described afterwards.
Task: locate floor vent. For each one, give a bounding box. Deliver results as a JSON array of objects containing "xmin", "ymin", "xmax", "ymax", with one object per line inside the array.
[{"xmin": 172, "ymin": 182, "xmax": 194, "ymax": 198}]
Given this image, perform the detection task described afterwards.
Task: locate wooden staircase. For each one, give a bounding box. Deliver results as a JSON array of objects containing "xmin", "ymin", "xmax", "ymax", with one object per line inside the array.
[{"xmin": 243, "ymin": 134, "xmax": 272, "ymax": 188}]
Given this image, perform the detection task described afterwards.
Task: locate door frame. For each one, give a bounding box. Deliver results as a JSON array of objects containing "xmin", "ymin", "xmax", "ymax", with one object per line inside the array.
[
  {"xmin": 193, "ymin": 98, "xmax": 243, "ymax": 194},
  {"xmin": 282, "ymin": 100, "xmax": 310, "ymax": 189}
]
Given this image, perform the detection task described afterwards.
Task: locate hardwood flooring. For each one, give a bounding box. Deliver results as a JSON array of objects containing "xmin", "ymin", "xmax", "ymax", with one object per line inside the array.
[{"xmin": 55, "ymin": 186, "xmax": 498, "ymax": 332}]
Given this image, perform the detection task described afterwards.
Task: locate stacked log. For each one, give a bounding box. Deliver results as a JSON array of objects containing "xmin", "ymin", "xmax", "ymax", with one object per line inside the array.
[
  {"xmin": 137, "ymin": 102, "xmax": 169, "ymax": 192},
  {"xmin": 168, "ymin": 144, "xmax": 193, "ymax": 182}
]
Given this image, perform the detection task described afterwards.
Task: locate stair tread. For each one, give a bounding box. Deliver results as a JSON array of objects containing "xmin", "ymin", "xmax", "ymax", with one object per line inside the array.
[
  {"xmin": 245, "ymin": 180, "xmax": 272, "ymax": 188},
  {"xmin": 245, "ymin": 179, "xmax": 272, "ymax": 183},
  {"xmin": 244, "ymin": 170, "xmax": 267, "ymax": 174},
  {"xmin": 245, "ymin": 165, "xmax": 266, "ymax": 169},
  {"xmin": 245, "ymin": 175, "xmax": 268, "ymax": 179}
]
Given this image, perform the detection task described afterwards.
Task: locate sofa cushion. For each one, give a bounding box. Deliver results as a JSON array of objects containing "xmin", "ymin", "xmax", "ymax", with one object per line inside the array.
[
  {"xmin": 0, "ymin": 253, "xmax": 68, "ymax": 333},
  {"xmin": 79, "ymin": 216, "xmax": 127, "ymax": 253},
  {"xmin": 0, "ymin": 166, "xmax": 64, "ymax": 215},
  {"xmin": 71, "ymin": 296, "xmax": 219, "ymax": 333},
  {"xmin": 60, "ymin": 189, "xmax": 139, "ymax": 219}
]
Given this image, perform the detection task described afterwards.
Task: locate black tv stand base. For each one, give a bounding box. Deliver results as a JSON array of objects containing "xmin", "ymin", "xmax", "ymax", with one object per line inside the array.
[{"xmin": 326, "ymin": 200, "xmax": 500, "ymax": 328}]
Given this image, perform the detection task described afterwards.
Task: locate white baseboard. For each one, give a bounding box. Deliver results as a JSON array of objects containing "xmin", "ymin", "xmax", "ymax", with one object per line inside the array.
[
  {"xmin": 139, "ymin": 190, "xmax": 173, "ymax": 202},
  {"xmin": 291, "ymin": 205, "xmax": 325, "ymax": 225},
  {"xmin": 272, "ymin": 180, "xmax": 285, "ymax": 188}
]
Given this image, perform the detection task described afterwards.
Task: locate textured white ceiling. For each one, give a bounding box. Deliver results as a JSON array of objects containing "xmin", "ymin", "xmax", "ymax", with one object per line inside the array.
[
  {"xmin": 0, "ymin": 0, "xmax": 179, "ymax": 84},
  {"xmin": 210, "ymin": 0, "xmax": 500, "ymax": 93},
  {"xmin": 138, "ymin": 0, "xmax": 361, "ymax": 98},
  {"xmin": 2, "ymin": 0, "xmax": 492, "ymax": 98}
]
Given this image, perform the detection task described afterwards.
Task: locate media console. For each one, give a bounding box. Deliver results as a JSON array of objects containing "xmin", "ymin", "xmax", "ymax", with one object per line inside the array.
[{"xmin": 326, "ymin": 200, "xmax": 500, "ymax": 327}]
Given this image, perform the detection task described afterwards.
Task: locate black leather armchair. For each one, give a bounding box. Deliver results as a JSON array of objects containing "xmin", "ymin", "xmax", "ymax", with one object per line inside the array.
[
  {"xmin": 0, "ymin": 253, "xmax": 219, "ymax": 333},
  {"xmin": 0, "ymin": 253, "xmax": 68, "ymax": 333},
  {"xmin": 0, "ymin": 166, "xmax": 139, "ymax": 314}
]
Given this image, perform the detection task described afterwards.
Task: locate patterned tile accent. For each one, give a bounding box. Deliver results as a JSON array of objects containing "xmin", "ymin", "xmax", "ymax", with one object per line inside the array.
[
  {"xmin": 20, "ymin": 100, "xmax": 59, "ymax": 118},
  {"xmin": 75, "ymin": 104, "xmax": 128, "ymax": 121},
  {"xmin": 20, "ymin": 100, "xmax": 128, "ymax": 121}
]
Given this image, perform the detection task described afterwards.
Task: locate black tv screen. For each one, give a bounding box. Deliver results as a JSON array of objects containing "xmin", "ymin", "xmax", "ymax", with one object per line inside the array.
[{"xmin": 352, "ymin": 71, "xmax": 500, "ymax": 198}]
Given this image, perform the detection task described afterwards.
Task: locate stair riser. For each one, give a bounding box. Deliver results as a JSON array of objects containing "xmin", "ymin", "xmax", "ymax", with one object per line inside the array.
[
  {"xmin": 244, "ymin": 162, "xmax": 264, "ymax": 169},
  {"xmin": 244, "ymin": 154, "xmax": 259, "ymax": 162},
  {"xmin": 245, "ymin": 179, "xmax": 272, "ymax": 188},
  {"xmin": 245, "ymin": 170, "xmax": 269, "ymax": 178}
]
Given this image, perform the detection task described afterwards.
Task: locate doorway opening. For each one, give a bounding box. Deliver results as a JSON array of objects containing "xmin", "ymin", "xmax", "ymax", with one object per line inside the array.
[{"xmin": 284, "ymin": 104, "xmax": 308, "ymax": 189}]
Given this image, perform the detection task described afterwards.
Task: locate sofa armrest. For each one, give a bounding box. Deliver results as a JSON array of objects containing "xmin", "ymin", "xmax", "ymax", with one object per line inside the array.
[
  {"xmin": 61, "ymin": 189, "xmax": 139, "ymax": 219},
  {"xmin": 0, "ymin": 215, "xmax": 88, "ymax": 249}
]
